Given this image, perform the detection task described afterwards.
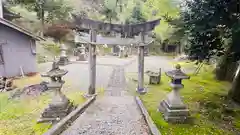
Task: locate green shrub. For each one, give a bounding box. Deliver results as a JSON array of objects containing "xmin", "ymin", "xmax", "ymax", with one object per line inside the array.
[
  {"xmin": 37, "ymin": 54, "xmax": 46, "ymax": 63},
  {"xmin": 42, "ymin": 43, "xmax": 61, "ymax": 56}
]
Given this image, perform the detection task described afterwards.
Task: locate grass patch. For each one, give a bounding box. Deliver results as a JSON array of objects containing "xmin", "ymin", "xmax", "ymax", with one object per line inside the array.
[
  {"xmin": 42, "ymin": 43, "xmax": 61, "ymax": 56},
  {"xmin": 149, "ymin": 51, "xmax": 177, "ymax": 58},
  {"xmin": 14, "ymin": 74, "xmax": 43, "ymax": 89},
  {"xmin": 127, "ymin": 62, "xmax": 239, "ymax": 135},
  {"xmin": 0, "ymin": 75, "xmax": 87, "ymax": 135},
  {"xmin": 0, "ymin": 92, "xmax": 52, "ymax": 135}
]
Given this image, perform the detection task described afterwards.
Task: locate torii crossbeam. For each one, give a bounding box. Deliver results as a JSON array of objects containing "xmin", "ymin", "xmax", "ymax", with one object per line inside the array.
[
  {"xmin": 71, "ymin": 15, "xmax": 160, "ymax": 95},
  {"xmin": 74, "ymin": 32, "xmax": 154, "ymax": 46}
]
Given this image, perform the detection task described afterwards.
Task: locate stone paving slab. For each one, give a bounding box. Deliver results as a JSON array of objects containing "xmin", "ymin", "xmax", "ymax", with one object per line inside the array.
[{"xmin": 60, "ymin": 96, "xmax": 150, "ymax": 135}]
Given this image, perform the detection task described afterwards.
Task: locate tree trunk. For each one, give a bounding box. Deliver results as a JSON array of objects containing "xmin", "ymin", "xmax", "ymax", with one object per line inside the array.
[
  {"xmin": 228, "ymin": 27, "xmax": 240, "ymax": 103},
  {"xmin": 215, "ymin": 55, "xmax": 228, "ymax": 80},
  {"xmin": 40, "ymin": 6, "xmax": 45, "ymax": 37},
  {"xmin": 229, "ymin": 61, "xmax": 240, "ymax": 103},
  {"xmin": 215, "ymin": 44, "xmax": 233, "ymax": 80}
]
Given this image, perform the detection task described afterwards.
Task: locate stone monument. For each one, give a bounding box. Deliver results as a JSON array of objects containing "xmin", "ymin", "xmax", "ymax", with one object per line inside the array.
[
  {"xmin": 146, "ymin": 68, "xmax": 161, "ymax": 84},
  {"xmin": 159, "ymin": 64, "xmax": 190, "ymax": 123},
  {"xmin": 76, "ymin": 45, "xmax": 87, "ymax": 61},
  {"xmin": 58, "ymin": 44, "xmax": 69, "ymax": 66},
  {"xmin": 38, "ymin": 61, "xmax": 73, "ymax": 123}
]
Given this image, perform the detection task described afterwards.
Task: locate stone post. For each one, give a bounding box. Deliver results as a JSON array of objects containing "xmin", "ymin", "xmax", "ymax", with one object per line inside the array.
[
  {"xmin": 137, "ymin": 32, "xmax": 146, "ymax": 94},
  {"xmin": 88, "ymin": 29, "xmax": 97, "ymax": 95}
]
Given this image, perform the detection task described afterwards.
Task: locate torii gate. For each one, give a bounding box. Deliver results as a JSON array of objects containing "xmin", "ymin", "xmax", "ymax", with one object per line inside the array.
[{"xmin": 71, "ymin": 14, "xmax": 160, "ymax": 95}]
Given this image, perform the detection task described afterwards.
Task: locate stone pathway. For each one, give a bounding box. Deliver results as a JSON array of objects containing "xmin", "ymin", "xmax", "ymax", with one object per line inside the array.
[
  {"xmin": 104, "ymin": 66, "xmax": 127, "ymax": 96},
  {"xmin": 61, "ymin": 66, "xmax": 150, "ymax": 135}
]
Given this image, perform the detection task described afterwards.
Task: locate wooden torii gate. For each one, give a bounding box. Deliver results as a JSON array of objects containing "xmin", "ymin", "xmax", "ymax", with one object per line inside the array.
[{"xmin": 71, "ymin": 14, "xmax": 160, "ymax": 95}]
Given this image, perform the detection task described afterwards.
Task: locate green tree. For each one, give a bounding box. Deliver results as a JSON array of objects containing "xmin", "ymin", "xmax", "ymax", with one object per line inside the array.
[
  {"xmin": 101, "ymin": 0, "xmax": 118, "ymax": 23},
  {"xmin": 142, "ymin": 0, "xmax": 180, "ymax": 40},
  {"xmin": 9, "ymin": 0, "xmax": 72, "ymax": 36},
  {"xmin": 101, "ymin": 7, "xmax": 118, "ymax": 23},
  {"xmin": 125, "ymin": 2, "xmax": 146, "ymax": 24},
  {"xmin": 167, "ymin": 0, "xmax": 240, "ymax": 102}
]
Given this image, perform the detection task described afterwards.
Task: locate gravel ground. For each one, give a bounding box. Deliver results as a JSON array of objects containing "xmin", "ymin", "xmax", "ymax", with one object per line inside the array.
[
  {"xmin": 37, "ymin": 56, "xmax": 136, "ymax": 91},
  {"xmin": 39, "ymin": 55, "xmax": 175, "ymax": 135},
  {"xmin": 125, "ymin": 56, "xmax": 174, "ymax": 73},
  {"xmin": 61, "ymin": 96, "xmax": 150, "ymax": 135},
  {"xmin": 60, "ymin": 66, "xmax": 150, "ymax": 135}
]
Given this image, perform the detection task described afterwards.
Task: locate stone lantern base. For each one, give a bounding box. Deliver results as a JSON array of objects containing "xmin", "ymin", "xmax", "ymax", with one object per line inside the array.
[
  {"xmin": 37, "ymin": 91, "xmax": 73, "ymax": 123},
  {"xmin": 158, "ymin": 89, "xmax": 189, "ymax": 123},
  {"xmin": 58, "ymin": 56, "xmax": 69, "ymax": 66},
  {"xmin": 77, "ymin": 53, "xmax": 86, "ymax": 61}
]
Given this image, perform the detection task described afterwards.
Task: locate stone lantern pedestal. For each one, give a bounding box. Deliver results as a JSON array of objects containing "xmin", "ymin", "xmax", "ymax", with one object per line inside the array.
[
  {"xmin": 159, "ymin": 64, "xmax": 190, "ymax": 123},
  {"xmin": 38, "ymin": 61, "xmax": 73, "ymax": 123},
  {"xmin": 58, "ymin": 44, "xmax": 69, "ymax": 66}
]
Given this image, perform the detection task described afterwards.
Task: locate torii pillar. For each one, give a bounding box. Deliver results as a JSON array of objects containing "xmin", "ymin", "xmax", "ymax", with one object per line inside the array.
[
  {"xmin": 137, "ymin": 32, "xmax": 147, "ymax": 94},
  {"xmin": 88, "ymin": 29, "xmax": 97, "ymax": 95}
]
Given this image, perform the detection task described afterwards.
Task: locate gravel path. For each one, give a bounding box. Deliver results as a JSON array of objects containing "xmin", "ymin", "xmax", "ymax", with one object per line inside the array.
[{"xmin": 60, "ymin": 66, "xmax": 150, "ymax": 135}]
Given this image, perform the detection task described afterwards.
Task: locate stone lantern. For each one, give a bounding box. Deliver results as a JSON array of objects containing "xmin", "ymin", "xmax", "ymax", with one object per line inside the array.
[
  {"xmin": 159, "ymin": 64, "xmax": 190, "ymax": 123},
  {"xmin": 58, "ymin": 44, "xmax": 69, "ymax": 65},
  {"xmin": 76, "ymin": 45, "xmax": 86, "ymax": 61},
  {"xmin": 38, "ymin": 61, "xmax": 73, "ymax": 123}
]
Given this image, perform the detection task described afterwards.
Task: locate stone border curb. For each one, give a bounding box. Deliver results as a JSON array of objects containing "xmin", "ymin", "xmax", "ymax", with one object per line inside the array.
[
  {"xmin": 43, "ymin": 95, "xmax": 96, "ymax": 135},
  {"xmin": 135, "ymin": 96, "xmax": 161, "ymax": 135}
]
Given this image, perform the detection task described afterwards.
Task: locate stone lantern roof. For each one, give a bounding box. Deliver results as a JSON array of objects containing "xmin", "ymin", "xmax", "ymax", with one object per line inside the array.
[
  {"xmin": 165, "ymin": 64, "xmax": 190, "ymax": 80},
  {"xmin": 42, "ymin": 69, "xmax": 68, "ymax": 78},
  {"xmin": 41, "ymin": 61, "xmax": 68, "ymax": 78}
]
